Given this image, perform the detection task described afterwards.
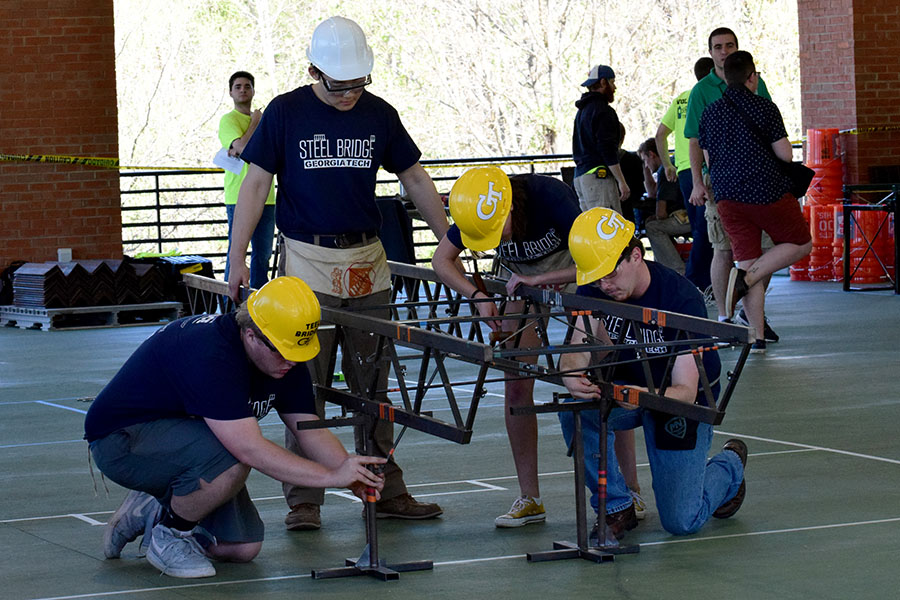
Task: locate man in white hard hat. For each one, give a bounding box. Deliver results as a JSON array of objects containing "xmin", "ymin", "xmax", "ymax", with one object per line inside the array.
[{"xmin": 228, "ymin": 16, "xmax": 448, "ymax": 530}]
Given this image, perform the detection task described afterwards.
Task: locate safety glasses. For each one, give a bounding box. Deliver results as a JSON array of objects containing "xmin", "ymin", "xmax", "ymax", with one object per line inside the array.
[
  {"xmin": 316, "ymin": 69, "xmax": 371, "ymax": 94},
  {"xmin": 254, "ymin": 329, "xmax": 281, "ymax": 354}
]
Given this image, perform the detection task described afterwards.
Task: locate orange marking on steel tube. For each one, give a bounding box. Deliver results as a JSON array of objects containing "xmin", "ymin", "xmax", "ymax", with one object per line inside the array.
[
  {"xmin": 642, "ymin": 308, "xmax": 665, "ymax": 326},
  {"xmin": 614, "ymin": 385, "xmax": 638, "ymax": 405}
]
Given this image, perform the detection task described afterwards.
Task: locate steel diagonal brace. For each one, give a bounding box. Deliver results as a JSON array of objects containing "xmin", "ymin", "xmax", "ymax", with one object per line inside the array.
[
  {"xmin": 320, "ymin": 306, "xmax": 492, "ymax": 363},
  {"xmin": 317, "ymin": 387, "xmax": 473, "ymax": 444}
]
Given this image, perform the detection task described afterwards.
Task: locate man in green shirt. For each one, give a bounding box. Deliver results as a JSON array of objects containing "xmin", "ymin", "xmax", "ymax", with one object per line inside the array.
[
  {"xmin": 682, "ymin": 29, "xmax": 777, "ymax": 341},
  {"xmin": 218, "ymin": 71, "xmax": 276, "ymax": 290}
]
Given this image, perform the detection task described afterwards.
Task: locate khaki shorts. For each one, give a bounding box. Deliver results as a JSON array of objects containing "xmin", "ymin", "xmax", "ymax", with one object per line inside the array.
[{"xmin": 574, "ymin": 172, "xmax": 623, "ymax": 215}]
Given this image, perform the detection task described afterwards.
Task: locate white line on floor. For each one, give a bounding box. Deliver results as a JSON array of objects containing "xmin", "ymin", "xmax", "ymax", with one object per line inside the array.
[
  {"xmin": 640, "ymin": 516, "xmax": 900, "ymax": 547},
  {"xmin": 715, "ymin": 429, "xmax": 900, "ymax": 465},
  {"xmin": 35, "ymin": 400, "xmax": 88, "ymax": 414},
  {"xmin": 0, "ymin": 439, "xmax": 84, "ymax": 449},
  {"xmin": 68, "ymin": 514, "xmax": 106, "ymax": 526},
  {"xmin": 28, "ymin": 516, "xmax": 900, "ymax": 600}
]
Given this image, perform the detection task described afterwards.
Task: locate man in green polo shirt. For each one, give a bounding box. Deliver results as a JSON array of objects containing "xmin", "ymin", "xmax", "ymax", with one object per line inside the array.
[{"xmin": 683, "ymin": 29, "xmax": 778, "ymax": 341}]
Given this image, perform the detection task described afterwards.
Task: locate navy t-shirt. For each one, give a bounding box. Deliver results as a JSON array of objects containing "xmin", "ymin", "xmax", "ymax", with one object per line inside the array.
[
  {"xmin": 241, "ymin": 85, "xmax": 422, "ymax": 237},
  {"xmin": 84, "ymin": 313, "xmax": 315, "ymax": 442},
  {"xmin": 447, "ymin": 174, "xmax": 580, "ymax": 263},
  {"xmin": 576, "ymin": 261, "xmax": 720, "ymax": 396}
]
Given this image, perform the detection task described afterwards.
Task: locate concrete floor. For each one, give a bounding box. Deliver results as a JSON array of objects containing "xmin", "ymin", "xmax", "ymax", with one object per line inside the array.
[{"xmin": 1, "ymin": 275, "xmax": 898, "ymax": 600}]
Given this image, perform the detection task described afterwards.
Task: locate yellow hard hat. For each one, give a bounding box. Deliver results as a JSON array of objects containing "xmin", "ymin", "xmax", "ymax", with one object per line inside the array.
[
  {"xmin": 568, "ymin": 207, "xmax": 636, "ymax": 285},
  {"xmin": 247, "ymin": 277, "xmax": 321, "ymax": 362},
  {"xmin": 448, "ymin": 167, "xmax": 512, "ymax": 252}
]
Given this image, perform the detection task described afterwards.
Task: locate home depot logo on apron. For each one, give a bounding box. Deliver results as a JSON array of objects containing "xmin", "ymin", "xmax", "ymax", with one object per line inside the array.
[{"xmin": 282, "ymin": 236, "xmax": 390, "ymax": 299}]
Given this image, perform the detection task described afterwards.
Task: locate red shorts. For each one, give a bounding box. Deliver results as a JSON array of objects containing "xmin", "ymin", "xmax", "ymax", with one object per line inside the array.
[{"xmin": 716, "ymin": 194, "xmax": 811, "ymax": 262}]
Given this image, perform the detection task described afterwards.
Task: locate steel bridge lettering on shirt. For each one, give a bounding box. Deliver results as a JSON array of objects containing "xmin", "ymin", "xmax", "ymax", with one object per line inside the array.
[{"xmin": 299, "ymin": 133, "xmax": 375, "ymax": 169}]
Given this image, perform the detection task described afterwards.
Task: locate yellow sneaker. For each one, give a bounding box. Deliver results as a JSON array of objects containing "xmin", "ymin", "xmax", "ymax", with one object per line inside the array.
[
  {"xmin": 494, "ymin": 496, "xmax": 546, "ymax": 528},
  {"xmin": 630, "ymin": 488, "xmax": 647, "ymax": 521}
]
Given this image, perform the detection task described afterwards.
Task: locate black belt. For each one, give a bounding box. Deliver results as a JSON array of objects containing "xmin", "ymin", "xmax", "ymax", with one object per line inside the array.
[{"xmin": 293, "ymin": 230, "xmax": 379, "ymax": 249}]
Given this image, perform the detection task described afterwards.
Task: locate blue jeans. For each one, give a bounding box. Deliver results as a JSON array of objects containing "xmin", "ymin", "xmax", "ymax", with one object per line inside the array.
[
  {"xmin": 678, "ymin": 169, "xmax": 713, "ymax": 290},
  {"xmin": 558, "ymin": 405, "xmax": 743, "ymax": 535},
  {"xmin": 224, "ymin": 203, "xmax": 276, "ymax": 290}
]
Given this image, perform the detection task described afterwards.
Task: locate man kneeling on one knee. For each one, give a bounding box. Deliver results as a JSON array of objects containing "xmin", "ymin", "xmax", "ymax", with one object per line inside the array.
[
  {"xmin": 84, "ymin": 277, "xmax": 385, "ymax": 578},
  {"xmin": 559, "ymin": 208, "xmax": 747, "ymax": 544}
]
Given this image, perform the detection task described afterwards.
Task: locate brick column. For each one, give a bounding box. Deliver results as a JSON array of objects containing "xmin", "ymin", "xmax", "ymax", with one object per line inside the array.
[
  {"xmin": 0, "ymin": 0, "xmax": 121, "ymax": 269},
  {"xmin": 799, "ymin": 0, "xmax": 900, "ymax": 183}
]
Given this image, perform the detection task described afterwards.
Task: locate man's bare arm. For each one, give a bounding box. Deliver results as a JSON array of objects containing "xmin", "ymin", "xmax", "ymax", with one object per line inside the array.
[
  {"xmin": 227, "ymin": 163, "xmax": 273, "ymax": 300},
  {"xmin": 397, "ymin": 162, "xmax": 449, "ymax": 240}
]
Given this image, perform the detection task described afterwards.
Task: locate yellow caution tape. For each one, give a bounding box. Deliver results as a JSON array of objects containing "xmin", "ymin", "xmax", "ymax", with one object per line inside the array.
[
  {"xmin": 838, "ymin": 125, "xmax": 900, "ymax": 135},
  {"xmin": 0, "ymin": 153, "xmax": 222, "ymax": 171},
  {"xmin": 1, "ymin": 152, "xmax": 120, "ymax": 168}
]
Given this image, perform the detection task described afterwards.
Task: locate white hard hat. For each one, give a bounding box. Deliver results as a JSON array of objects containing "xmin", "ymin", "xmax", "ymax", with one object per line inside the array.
[{"xmin": 306, "ymin": 16, "xmax": 374, "ymax": 81}]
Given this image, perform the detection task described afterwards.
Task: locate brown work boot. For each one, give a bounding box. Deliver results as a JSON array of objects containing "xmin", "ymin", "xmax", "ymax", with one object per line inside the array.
[
  {"xmin": 589, "ymin": 503, "xmax": 638, "ymax": 545},
  {"xmin": 371, "ymin": 493, "xmax": 443, "ymax": 520},
  {"xmin": 713, "ymin": 439, "xmax": 748, "ymax": 519},
  {"xmin": 285, "ymin": 503, "xmax": 321, "ymax": 531}
]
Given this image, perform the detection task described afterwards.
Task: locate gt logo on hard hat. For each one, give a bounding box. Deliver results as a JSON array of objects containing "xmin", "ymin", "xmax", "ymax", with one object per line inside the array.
[
  {"xmin": 568, "ymin": 207, "xmax": 636, "ymax": 286},
  {"xmin": 476, "ymin": 182, "xmax": 503, "ymax": 221},
  {"xmin": 448, "ymin": 166, "xmax": 512, "ymax": 252},
  {"xmin": 596, "ymin": 211, "xmax": 629, "ymax": 241}
]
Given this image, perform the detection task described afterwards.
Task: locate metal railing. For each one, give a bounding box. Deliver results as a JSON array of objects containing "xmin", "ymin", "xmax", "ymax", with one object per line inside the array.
[{"xmin": 119, "ymin": 155, "xmax": 573, "ymax": 275}]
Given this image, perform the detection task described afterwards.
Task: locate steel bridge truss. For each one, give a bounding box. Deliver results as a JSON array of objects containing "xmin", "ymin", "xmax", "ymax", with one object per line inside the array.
[{"xmin": 183, "ymin": 264, "xmax": 753, "ymax": 576}]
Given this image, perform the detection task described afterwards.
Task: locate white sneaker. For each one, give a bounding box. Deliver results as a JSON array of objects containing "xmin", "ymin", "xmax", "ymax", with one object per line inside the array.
[
  {"xmin": 494, "ymin": 496, "xmax": 546, "ymax": 528},
  {"xmin": 630, "ymin": 488, "xmax": 647, "ymax": 521},
  {"xmin": 103, "ymin": 490, "xmax": 161, "ymax": 559},
  {"xmin": 146, "ymin": 524, "xmax": 216, "ymax": 578}
]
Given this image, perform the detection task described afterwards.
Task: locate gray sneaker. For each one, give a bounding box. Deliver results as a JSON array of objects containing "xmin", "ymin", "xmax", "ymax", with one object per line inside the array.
[
  {"xmin": 146, "ymin": 523, "xmax": 216, "ymax": 578},
  {"xmin": 103, "ymin": 490, "xmax": 162, "ymax": 559}
]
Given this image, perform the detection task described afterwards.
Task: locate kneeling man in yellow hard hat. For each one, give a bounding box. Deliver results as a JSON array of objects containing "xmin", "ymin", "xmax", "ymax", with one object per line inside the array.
[
  {"xmin": 84, "ymin": 277, "xmax": 385, "ymax": 579},
  {"xmin": 559, "ymin": 208, "xmax": 748, "ymax": 544}
]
